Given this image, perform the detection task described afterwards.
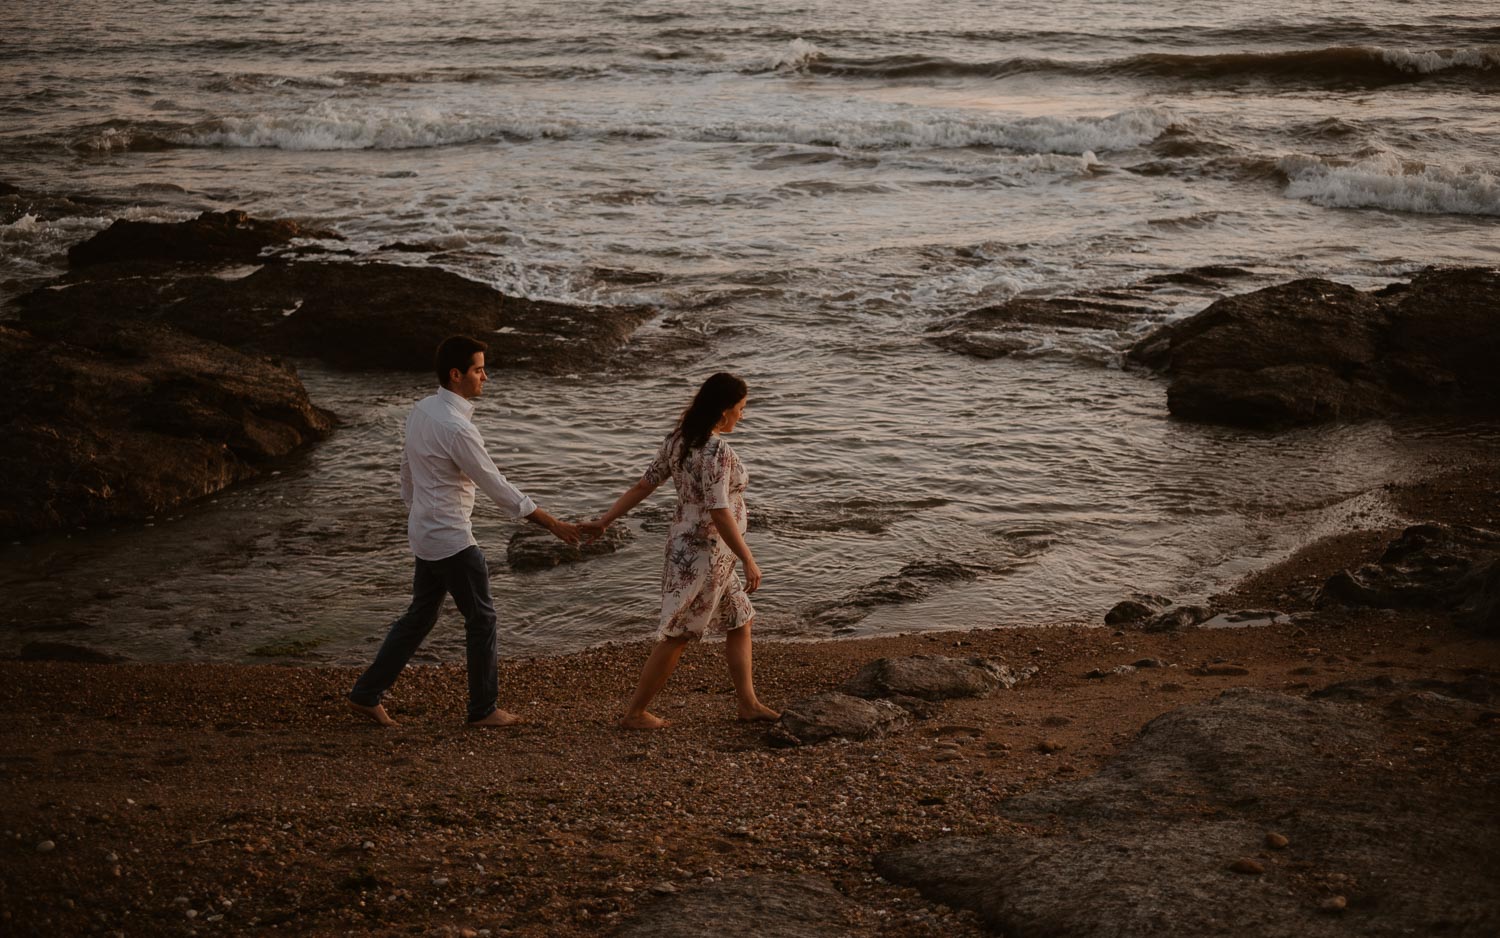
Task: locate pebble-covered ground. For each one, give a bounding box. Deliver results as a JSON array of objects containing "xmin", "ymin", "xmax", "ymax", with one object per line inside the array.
[{"xmin": 2, "ymin": 458, "xmax": 1496, "ymax": 937}]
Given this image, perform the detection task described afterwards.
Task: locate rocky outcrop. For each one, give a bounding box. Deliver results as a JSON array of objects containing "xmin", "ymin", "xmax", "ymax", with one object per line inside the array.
[
  {"xmin": 1318, "ymin": 523, "xmax": 1500, "ymax": 633},
  {"xmin": 843, "ymin": 655, "xmax": 1033, "ymax": 701},
  {"xmin": 1128, "ymin": 267, "xmax": 1500, "ymax": 427},
  {"xmin": 19, "ymin": 257, "xmax": 655, "ymax": 375},
  {"xmin": 614, "ymin": 875, "xmax": 859, "ymax": 938},
  {"xmin": 772, "ymin": 692, "xmax": 910, "ymax": 746},
  {"xmin": 0, "ymin": 319, "xmax": 333, "ymax": 538},
  {"xmin": 66, "ymin": 209, "xmax": 338, "ymax": 267},
  {"xmin": 876, "ymin": 683, "xmax": 1500, "ymax": 937},
  {"xmin": 506, "ymin": 524, "xmax": 634, "ymax": 572}
]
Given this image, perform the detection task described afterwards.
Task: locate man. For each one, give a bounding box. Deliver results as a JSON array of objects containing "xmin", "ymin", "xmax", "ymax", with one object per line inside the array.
[{"xmin": 348, "ymin": 335, "xmax": 580, "ymax": 728}]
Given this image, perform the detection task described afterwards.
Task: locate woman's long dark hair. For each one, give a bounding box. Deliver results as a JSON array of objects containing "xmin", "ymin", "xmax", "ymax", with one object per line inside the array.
[{"xmin": 676, "ymin": 372, "xmax": 747, "ymax": 466}]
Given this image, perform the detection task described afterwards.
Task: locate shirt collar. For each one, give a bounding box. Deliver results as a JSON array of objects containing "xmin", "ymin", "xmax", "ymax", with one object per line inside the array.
[{"xmin": 438, "ymin": 386, "xmax": 475, "ymax": 418}]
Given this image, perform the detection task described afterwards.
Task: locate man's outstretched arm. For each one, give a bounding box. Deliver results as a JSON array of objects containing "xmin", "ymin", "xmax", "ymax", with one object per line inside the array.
[{"xmin": 449, "ymin": 424, "xmax": 579, "ymax": 543}]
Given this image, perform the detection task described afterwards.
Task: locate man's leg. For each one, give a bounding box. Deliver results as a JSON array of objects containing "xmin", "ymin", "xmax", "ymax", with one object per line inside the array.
[
  {"xmin": 443, "ymin": 546, "xmax": 519, "ymax": 726},
  {"xmin": 349, "ymin": 558, "xmax": 446, "ymax": 724}
]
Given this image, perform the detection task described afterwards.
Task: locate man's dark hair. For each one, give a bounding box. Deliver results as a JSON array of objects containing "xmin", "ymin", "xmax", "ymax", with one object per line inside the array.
[{"xmin": 435, "ymin": 335, "xmax": 488, "ymax": 388}]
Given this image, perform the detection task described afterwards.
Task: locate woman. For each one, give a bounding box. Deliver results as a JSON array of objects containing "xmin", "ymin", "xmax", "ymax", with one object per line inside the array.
[{"xmin": 583, "ymin": 372, "xmax": 779, "ymax": 730}]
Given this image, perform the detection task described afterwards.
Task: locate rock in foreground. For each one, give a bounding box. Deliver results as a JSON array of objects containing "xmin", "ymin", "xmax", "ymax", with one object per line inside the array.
[
  {"xmin": 1319, "ymin": 523, "xmax": 1500, "ymax": 634},
  {"xmin": 877, "ymin": 684, "xmax": 1500, "ymax": 937},
  {"xmin": 843, "ymin": 655, "xmax": 1034, "ymax": 701},
  {"xmin": 506, "ymin": 524, "xmax": 635, "ymax": 571},
  {"xmin": 774, "ymin": 692, "xmax": 910, "ymax": 746},
  {"xmin": 0, "ymin": 320, "xmax": 333, "ymax": 538}
]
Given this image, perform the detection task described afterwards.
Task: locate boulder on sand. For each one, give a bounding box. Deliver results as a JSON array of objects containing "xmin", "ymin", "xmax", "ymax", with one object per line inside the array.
[
  {"xmin": 773, "ymin": 692, "xmax": 910, "ymax": 746},
  {"xmin": 843, "ymin": 655, "xmax": 1034, "ymax": 701},
  {"xmin": 1318, "ymin": 523, "xmax": 1500, "ymax": 634}
]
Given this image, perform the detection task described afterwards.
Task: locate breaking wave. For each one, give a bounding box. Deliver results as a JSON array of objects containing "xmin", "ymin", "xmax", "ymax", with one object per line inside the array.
[{"xmin": 1280, "ymin": 152, "xmax": 1500, "ymax": 216}]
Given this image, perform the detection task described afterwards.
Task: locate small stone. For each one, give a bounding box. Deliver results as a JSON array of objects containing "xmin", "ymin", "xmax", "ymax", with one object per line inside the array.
[
  {"xmin": 36, "ymin": 840, "xmax": 55, "ymax": 853},
  {"xmin": 459, "ymin": 929, "xmax": 479, "ymax": 938},
  {"xmin": 185, "ymin": 910, "xmax": 198, "ymax": 920},
  {"xmin": 1320, "ymin": 895, "xmax": 1347, "ymax": 913},
  {"xmin": 1037, "ymin": 739, "xmax": 1065, "ymax": 754},
  {"xmin": 1193, "ymin": 664, "xmax": 1251, "ymax": 676},
  {"xmin": 431, "ymin": 877, "xmax": 449, "ymax": 887},
  {"xmin": 1132, "ymin": 658, "xmax": 1165, "ymax": 669},
  {"xmin": 104, "ymin": 851, "xmax": 119, "ymax": 862},
  {"xmin": 1265, "ymin": 832, "xmax": 1290, "ymax": 849},
  {"xmin": 1228, "ymin": 858, "xmax": 1265, "ymax": 875},
  {"xmin": 362, "ymin": 841, "xmax": 374, "ymax": 850},
  {"xmin": 650, "ymin": 882, "xmax": 677, "ymax": 895},
  {"xmin": 173, "ymin": 896, "xmax": 190, "ymax": 906}
]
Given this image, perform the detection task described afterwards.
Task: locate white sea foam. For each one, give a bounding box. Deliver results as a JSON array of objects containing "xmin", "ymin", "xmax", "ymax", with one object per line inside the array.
[
  {"xmin": 1281, "ymin": 151, "xmax": 1500, "ymax": 216},
  {"xmin": 170, "ymin": 100, "xmax": 1171, "ymax": 155},
  {"xmin": 1377, "ymin": 46, "xmax": 1500, "ymax": 74},
  {"xmin": 768, "ymin": 38, "xmax": 825, "ymax": 71}
]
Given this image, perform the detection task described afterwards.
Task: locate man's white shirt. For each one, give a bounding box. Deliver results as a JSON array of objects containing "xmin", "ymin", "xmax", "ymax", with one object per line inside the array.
[{"xmin": 400, "ymin": 387, "xmax": 537, "ymax": 561}]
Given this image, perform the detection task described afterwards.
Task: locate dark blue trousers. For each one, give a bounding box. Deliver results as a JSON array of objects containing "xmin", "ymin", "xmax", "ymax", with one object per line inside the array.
[{"xmin": 349, "ymin": 545, "xmax": 499, "ymax": 723}]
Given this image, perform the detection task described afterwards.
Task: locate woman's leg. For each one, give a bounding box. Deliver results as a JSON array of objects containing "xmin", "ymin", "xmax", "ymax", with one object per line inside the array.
[
  {"xmin": 621, "ymin": 635, "xmax": 692, "ymax": 729},
  {"xmin": 724, "ymin": 620, "xmax": 779, "ymax": 721}
]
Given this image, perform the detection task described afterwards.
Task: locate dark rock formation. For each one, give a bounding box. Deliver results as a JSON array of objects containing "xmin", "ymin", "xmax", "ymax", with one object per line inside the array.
[
  {"xmin": 506, "ymin": 524, "xmax": 634, "ymax": 572},
  {"xmin": 614, "ymin": 875, "xmax": 859, "ymax": 938},
  {"xmin": 0, "ymin": 319, "xmax": 333, "ymax": 538},
  {"xmin": 18, "ymin": 258, "xmax": 655, "ymax": 375},
  {"xmin": 1140, "ymin": 603, "xmax": 1212, "ymax": 632},
  {"xmin": 1318, "ymin": 523, "xmax": 1500, "ymax": 633},
  {"xmin": 1104, "ymin": 593, "xmax": 1171, "ymax": 625},
  {"xmin": 1128, "ymin": 267, "xmax": 1500, "ymax": 427},
  {"xmin": 804, "ymin": 558, "xmax": 998, "ymax": 634},
  {"xmin": 772, "ymin": 692, "xmax": 910, "ymax": 746},
  {"xmin": 876, "ymin": 685, "xmax": 1500, "ymax": 937},
  {"xmin": 843, "ymin": 655, "xmax": 1034, "ymax": 701},
  {"xmin": 67, "ymin": 209, "xmax": 338, "ymax": 267}
]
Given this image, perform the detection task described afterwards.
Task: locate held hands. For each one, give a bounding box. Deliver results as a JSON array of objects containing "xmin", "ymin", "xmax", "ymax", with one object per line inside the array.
[
  {"xmin": 577, "ymin": 518, "xmax": 609, "ymax": 545},
  {"xmin": 550, "ymin": 519, "xmax": 582, "ymax": 546}
]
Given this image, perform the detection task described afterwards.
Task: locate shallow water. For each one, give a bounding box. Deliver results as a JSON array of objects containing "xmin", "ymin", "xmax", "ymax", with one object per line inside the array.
[{"xmin": 2, "ymin": 0, "xmax": 1498, "ymax": 662}]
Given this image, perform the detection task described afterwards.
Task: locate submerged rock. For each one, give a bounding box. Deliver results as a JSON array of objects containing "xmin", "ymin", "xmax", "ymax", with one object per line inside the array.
[
  {"xmin": 18, "ymin": 642, "xmax": 130, "ymax": 664},
  {"xmin": 804, "ymin": 558, "xmax": 998, "ymax": 633},
  {"xmin": 0, "ymin": 319, "xmax": 333, "ymax": 538},
  {"xmin": 615, "ymin": 875, "xmax": 858, "ymax": 938},
  {"xmin": 1128, "ymin": 266, "xmax": 1500, "ymax": 427},
  {"xmin": 927, "ymin": 296, "xmax": 1150, "ymax": 359},
  {"xmin": 876, "ymin": 685, "xmax": 1500, "ymax": 937},
  {"xmin": 1318, "ymin": 523, "xmax": 1500, "ymax": 633},
  {"xmin": 506, "ymin": 524, "xmax": 634, "ymax": 571},
  {"xmin": 843, "ymin": 655, "xmax": 1034, "ymax": 701},
  {"xmin": 773, "ymin": 692, "xmax": 910, "ymax": 746}
]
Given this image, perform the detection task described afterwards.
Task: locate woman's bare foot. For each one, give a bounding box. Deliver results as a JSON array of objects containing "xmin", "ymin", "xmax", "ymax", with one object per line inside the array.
[
  {"xmin": 467, "ymin": 709, "xmax": 526, "ymax": 728},
  {"xmin": 736, "ymin": 703, "xmax": 780, "ymax": 722},
  {"xmin": 618, "ymin": 712, "xmax": 672, "ymax": 730},
  {"xmin": 349, "ymin": 701, "xmax": 397, "ymax": 727}
]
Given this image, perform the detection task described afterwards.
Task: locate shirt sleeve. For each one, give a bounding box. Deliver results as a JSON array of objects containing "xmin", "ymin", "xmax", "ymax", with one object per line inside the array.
[
  {"xmin": 639, "ymin": 434, "xmax": 673, "ymax": 488},
  {"xmin": 448, "ymin": 422, "xmax": 538, "ymax": 520},
  {"xmin": 399, "ymin": 446, "xmax": 413, "ymax": 508},
  {"xmin": 702, "ymin": 440, "xmax": 735, "ymax": 510}
]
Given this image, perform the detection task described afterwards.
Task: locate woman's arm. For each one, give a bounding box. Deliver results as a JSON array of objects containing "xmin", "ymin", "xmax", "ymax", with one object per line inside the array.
[
  {"xmin": 581, "ymin": 478, "xmax": 661, "ymax": 541},
  {"xmin": 710, "ymin": 507, "xmax": 761, "ymax": 593}
]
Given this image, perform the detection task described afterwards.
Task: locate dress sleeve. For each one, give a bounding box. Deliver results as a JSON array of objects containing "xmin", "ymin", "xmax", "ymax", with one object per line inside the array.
[
  {"xmin": 639, "ymin": 434, "xmax": 673, "ymax": 488},
  {"xmin": 702, "ymin": 440, "xmax": 736, "ymax": 510}
]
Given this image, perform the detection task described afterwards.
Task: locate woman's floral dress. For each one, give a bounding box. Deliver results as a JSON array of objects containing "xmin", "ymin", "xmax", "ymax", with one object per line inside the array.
[{"xmin": 640, "ymin": 431, "xmax": 753, "ymax": 639}]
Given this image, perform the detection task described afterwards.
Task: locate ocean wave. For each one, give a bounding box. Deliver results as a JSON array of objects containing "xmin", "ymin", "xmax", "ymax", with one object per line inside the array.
[
  {"xmin": 1280, "ymin": 152, "xmax": 1500, "ymax": 217},
  {"xmin": 759, "ymin": 41, "xmax": 1500, "ymax": 87},
  {"xmin": 68, "ymin": 103, "xmax": 1171, "ymax": 155}
]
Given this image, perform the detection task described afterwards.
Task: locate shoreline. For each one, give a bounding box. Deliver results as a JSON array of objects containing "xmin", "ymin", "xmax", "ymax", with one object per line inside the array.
[{"xmin": 2, "ymin": 453, "xmax": 1497, "ymax": 936}]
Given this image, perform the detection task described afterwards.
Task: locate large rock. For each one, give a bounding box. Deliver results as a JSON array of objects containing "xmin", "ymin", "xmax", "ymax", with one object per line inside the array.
[
  {"xmin": 614, "ymin": 875, "xmax": 859, "ymax": 938},
  {"xmin": 876, "ymin": 685, "xmax": 1500, "ymax": 937},
  {"xmin": 67, "ymin": 209, "xmax": 338, "ymax": 267},
  {"xmin": 0, "ymin": 319, "xmax": 333, "ymax": 538},
  {"xmin": 773, "ymin": 692, "xmax": 910, "ymax": 746},
  {"xmin": 506, "ymin": 524, "xmax": 634, "ymax": 571},
  {"xmin": 1128, "ymin": 267, "xmax": 1500, "ymax": 427},
  {"xmin": 19, "ymin": 258, "xmax": 655, "ymax": 375},
  {"xmin": 1318, "ymin": 523, "xmax": 1500, "ymax": 633},
  {"xmin": 843, "ymin": 655, "xmax": 1034, "ymax": 701}
]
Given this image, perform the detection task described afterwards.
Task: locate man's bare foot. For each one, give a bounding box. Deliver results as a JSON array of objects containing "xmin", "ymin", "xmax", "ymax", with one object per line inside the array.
[
  {"xmin": 736, "ymin": 703, "xmax": 780, "ymax": 722},
  {"xmin": 348, "ymin": 700, "xmax": 397, "ymax": 727},
  {"xmin": 618, "ymin": 712, "xmax": 672, "ymax": 730},
  {"xmin": 467, "ymin": 709, "xmax": 526, "ymax": 728}
]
